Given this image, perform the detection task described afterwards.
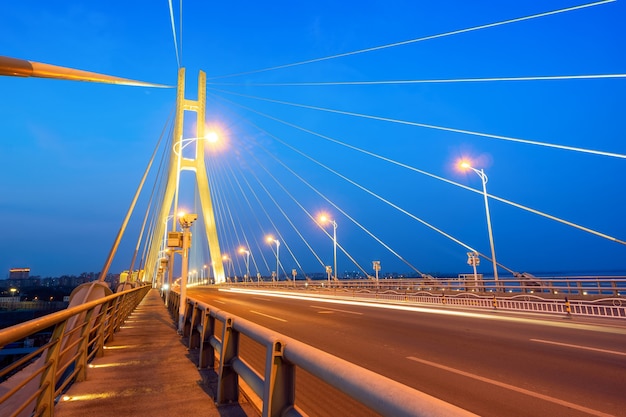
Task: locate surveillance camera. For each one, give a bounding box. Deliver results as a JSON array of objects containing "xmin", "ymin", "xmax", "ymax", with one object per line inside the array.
[{"xmin": 178, "ymin": 213, "xmax": 198, "ymax": 227}]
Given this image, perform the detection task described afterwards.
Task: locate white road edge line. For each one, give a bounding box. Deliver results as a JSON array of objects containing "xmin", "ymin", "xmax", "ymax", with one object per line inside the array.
[
  {"xmin": 250, "ymin": 310, "xmax": 287, "ymax": 322},
  {"xmin": 530, "ymin": 339, "xmax": 626, "ymax": 356},
  {"xmin": 212, "ymin": 300, "xmax": 226, "ymax": 304},
  {"xmin": 406, "ymin": 356, "xmax": 614, "ymax": 417},
  {"xmin": 310, "ymin": 305, "xmax": 363, "ymax": 315}
]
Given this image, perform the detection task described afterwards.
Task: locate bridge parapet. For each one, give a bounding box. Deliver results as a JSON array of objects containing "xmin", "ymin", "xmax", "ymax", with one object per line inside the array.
[
  {"xmin": 168, "ymin": 290, "xmax": 479, "ymax": 417},
  {"xmin": 0, "ymin": 283, "xmax": 150, "ymax": 417}
]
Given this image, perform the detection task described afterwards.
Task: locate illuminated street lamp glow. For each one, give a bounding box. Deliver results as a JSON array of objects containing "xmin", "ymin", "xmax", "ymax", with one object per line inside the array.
[
  {"xmin": 239, "ymin": 246, "xmax": 251, "ymax": 282},
  {"xmin": 459, "ymin": 160, "xmax": 499, "ymax": 286},
  {"xmin": 173, "ymin": 130, "xmax": 221, "ymax": 156},
  {"xmin": 318, "ymin": 214, "xmax": 338, "ymax": 283},
  {"xmin": 222, "ymin": 255, "xmax": 233, "ymax": 281},
  {"xmin": 205, "ymin": 131, "xmax": 218, "ymax": 143},
  {"xmin": 266, "ymin": 235, "xmax": 280, "ymax": 281}
]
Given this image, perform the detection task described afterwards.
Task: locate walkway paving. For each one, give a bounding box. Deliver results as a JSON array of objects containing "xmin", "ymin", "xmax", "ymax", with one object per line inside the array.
[{"xmin": 55, "ymin": 289, "xmax": 257, "ymax": 417}]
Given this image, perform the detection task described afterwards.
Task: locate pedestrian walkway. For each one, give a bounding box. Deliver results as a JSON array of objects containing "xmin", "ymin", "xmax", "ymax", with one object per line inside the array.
[{"xmin": 55, "ymin": 288, "xmax": 257, "ymax": 417}]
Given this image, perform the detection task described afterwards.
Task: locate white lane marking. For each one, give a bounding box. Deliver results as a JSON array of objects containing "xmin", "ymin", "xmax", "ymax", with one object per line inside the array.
[
  {"xmin": 531, "ymin": 339, "xmax": 626, "ymax": 356},
  {"xmin": 252, "ymin": 297, "xmax": 271, "ymax": 301},
  {"xmin": 310, "ymin": 305, "xmax": 363, "ymax": 315},
  {"xmin": 250, "ymin": 310, "xmax": 287, "ymax": 322},
  {"xmin": 212, "ymin": 300, "xmax": 226, "ymax": 305},
  {"xmin": 406, "ymin": 356, "xmax": 613, "ymax": 417}
]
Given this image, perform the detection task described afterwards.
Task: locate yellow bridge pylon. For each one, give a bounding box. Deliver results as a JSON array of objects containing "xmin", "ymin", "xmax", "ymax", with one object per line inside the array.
[{"xmin": 148, "ymin": 68, "xmax": 225, "ymax": 285}]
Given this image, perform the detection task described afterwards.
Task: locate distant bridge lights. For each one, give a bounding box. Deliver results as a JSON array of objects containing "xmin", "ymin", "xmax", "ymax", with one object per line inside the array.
[
  {"xmin": 318, "ymin": 214, "xmax": 338, "ymax": 282},
  {"xmin": 266, "ymin": 235, "xmax": 280, "ymax": 281},
  {"xmin": 459, "ymin": 161, "xmax": 499, "ymax": 286}
]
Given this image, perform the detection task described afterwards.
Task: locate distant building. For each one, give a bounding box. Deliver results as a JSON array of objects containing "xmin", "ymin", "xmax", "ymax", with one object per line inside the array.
[{"xmin": 9, "ymin": 268, "xmax": 30, "ymax": 279}]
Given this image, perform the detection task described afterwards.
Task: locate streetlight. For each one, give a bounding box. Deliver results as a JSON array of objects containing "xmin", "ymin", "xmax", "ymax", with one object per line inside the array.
[
  {"xmin": 467, "ymin": 251, "xmax": 480, "ymax": 291},
  {"xmin": 222, "ymin": 255, "xmax": 232, "ymax": 282},
  {"xmin": 202, "ymin": 264, "xmax": 207, "ymax": 283},
  {"xmin": 173, "ymin": 131, "xmax": 221, "ymax": 156},
  {"xmin": 460, "ymin": 161, "xmax": 499, "ymax": 286},
  {"xmin": 319, "ymin": 214, "xmax": 338, "ymax": 282},
  {"xmin": 177, "ymin": 212, "xmax": 197, "ymax": 332},
  {"xmin": 266, "ymin": 235, "xmax": 280, "ymax": 281},
  {"xmin": 239, "ymin": 247, "xmax": 250, "ymax": 283},
  {"xmin": 372, "ymin": 260, "xmax": 381, "ymax": 282}
]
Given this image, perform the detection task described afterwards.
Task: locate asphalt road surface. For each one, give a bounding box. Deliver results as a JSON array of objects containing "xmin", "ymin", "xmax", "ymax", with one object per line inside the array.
[{"xmin": 187, "ymin": 287, "xmax": 626, "ymax": 417}]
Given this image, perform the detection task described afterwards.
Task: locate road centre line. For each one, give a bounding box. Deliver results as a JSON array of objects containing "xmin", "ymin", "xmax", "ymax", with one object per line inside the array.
[
  {"xmin": 310, "ymin": 305, "xmax": 363, "ymax": 315},
  {"xmin": 212, "ymin": 300, "xmax": 226, "ymax": 305},
  {"xmin": 530, "ymin": 339, "xmax": 626, "ymax": 356},
  {"xmin": 250, "ymin": 310, "xmax": 287, "ymax": 322},
  {"xmin": 406, "ymin": 356, "xmax": 613, "ymax": 417}
]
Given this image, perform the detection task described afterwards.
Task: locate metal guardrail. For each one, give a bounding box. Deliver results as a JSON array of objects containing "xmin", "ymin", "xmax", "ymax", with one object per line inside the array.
[
  {"xmin": 167, "ymin": 291, "xmax": 478, "ymax": 417},
  {"xmin": 0, "ymin": 283, "xmax": 150, "ymax": 417},
  {"xmin": 338, "ymin": 290, "xmax": 626, "ymax": 318},
  {"xmin": 216, "ymin": 276, "xmax": 626, "ymax": 319},
  {"xmin": 221, "ymin": 276, "xmax": 626, "ymax": 297}
]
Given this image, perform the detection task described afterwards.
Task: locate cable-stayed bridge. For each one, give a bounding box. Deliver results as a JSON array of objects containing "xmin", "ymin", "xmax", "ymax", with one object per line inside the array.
[
  {"xmin": 1, "ymin": 2, "xmax": 625, "ymax": 416},
  {"xmin": 1, "ymin": 1, "xmax": 625, "ymax": 284}
]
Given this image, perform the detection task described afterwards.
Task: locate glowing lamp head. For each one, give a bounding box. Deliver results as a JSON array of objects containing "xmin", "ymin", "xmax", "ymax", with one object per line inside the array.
[
  {"xmin": 266, "ymin": 235, "xmax": 274, "ymax": 243},
  {"xmin": 459, "ymin": 160, "xmax": 472, "ymax": 170},
  {"xmin": 205, "ymin": 131, "xmax": 218, "ymax": 143}
]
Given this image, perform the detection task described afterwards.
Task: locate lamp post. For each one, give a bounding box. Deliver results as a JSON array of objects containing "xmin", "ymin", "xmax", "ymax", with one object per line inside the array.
[
  {"xmin": 266, "ymin": 236, "xmax": 280, "ymax": 281},
  {"xmin": 239, "ymin": 247, "xmax": 250, "ymax": 283},
  {"xmin": 372, "ymin": 260, "xmax": 381, "ymax": 281},
  {"xmin": 222, "ymin": 255, "xmax": 232, "ymax": 282},
  {"xmin": 319, "ymin": 215, "xmax": 338, "ymax": 282},
  {"xmin": 202, "ymin": 264, "xmax": 207, "ymax": 283},
  {"xmin": 460, "ymin": 162, "xmax": 499, "ymax": 287},
  {"xmin": 467, "ymin": 251, "xmax": 480, "ymax": 291},
  {"xmin": 177, "ymin": 212, "xmax": 197, "ymax": 332}
]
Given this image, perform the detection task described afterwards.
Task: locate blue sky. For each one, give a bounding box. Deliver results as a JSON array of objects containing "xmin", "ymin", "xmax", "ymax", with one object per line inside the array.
[{"xmin": 1, "ymin": 1, "xmax": 625, "ymax": 278}]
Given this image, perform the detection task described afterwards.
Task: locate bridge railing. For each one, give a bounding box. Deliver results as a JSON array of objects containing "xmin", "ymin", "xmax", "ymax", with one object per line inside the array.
[
  {"xmin": 0, "ymin": 283, "xmax": 150, "ymax": 417},
  {"xmin": 208, "ymin": 277, "xmax": 626, "ymax": 319},
  {"xmin": 220, "ymin": 275, "xmax": 626, "ymax": 297},
  {"xmin": 166, "ymin": 291, "xmax": 477, "ymax": 417}
]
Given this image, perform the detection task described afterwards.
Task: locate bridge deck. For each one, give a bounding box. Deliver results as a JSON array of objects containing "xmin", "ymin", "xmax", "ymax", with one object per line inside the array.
[{"xmin": 55, "ymin": 288, "xmax": 256, "ymax": 417}]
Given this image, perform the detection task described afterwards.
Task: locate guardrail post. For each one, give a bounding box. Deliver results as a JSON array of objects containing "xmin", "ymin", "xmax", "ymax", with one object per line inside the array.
[
  {"xmin": 35, "ymin": 321, "xmax": 68, "ymax": 417},
  {"xmin": 216, "ymin": 317, "xmax": 239, "ymax": 404},
  {"xmin": 75, "ymin": 307, "xmax": 96, "ymax": 382},
  {"xmin": 264, "ymin": 340, "xmax": 295, "ymax": 417},
  {"xmin": 188, "ymin": 303, "xmax": 200, "ymax": 349},
  {"xmin": 181, "ymin": 299, "xmax": 193, "ymax": 337},
  {"xmin": 198, "ymin": 309, "xmax": 215, "ymax": 369},
  {"xmin": 94, "ymin": 300, "xmax": 112, "ymax": 357}
]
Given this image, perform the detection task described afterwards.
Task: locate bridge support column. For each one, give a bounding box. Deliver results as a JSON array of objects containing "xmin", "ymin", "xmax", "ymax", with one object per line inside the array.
[{"xmin": 146, "ymin": 68, "xmax": 225, "ymax": 285}]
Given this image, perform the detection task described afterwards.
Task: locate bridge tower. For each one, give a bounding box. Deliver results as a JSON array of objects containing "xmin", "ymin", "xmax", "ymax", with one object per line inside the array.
[{"xmin": 148, "ymin": 68, "xmax": 225, "ymax": 284}]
